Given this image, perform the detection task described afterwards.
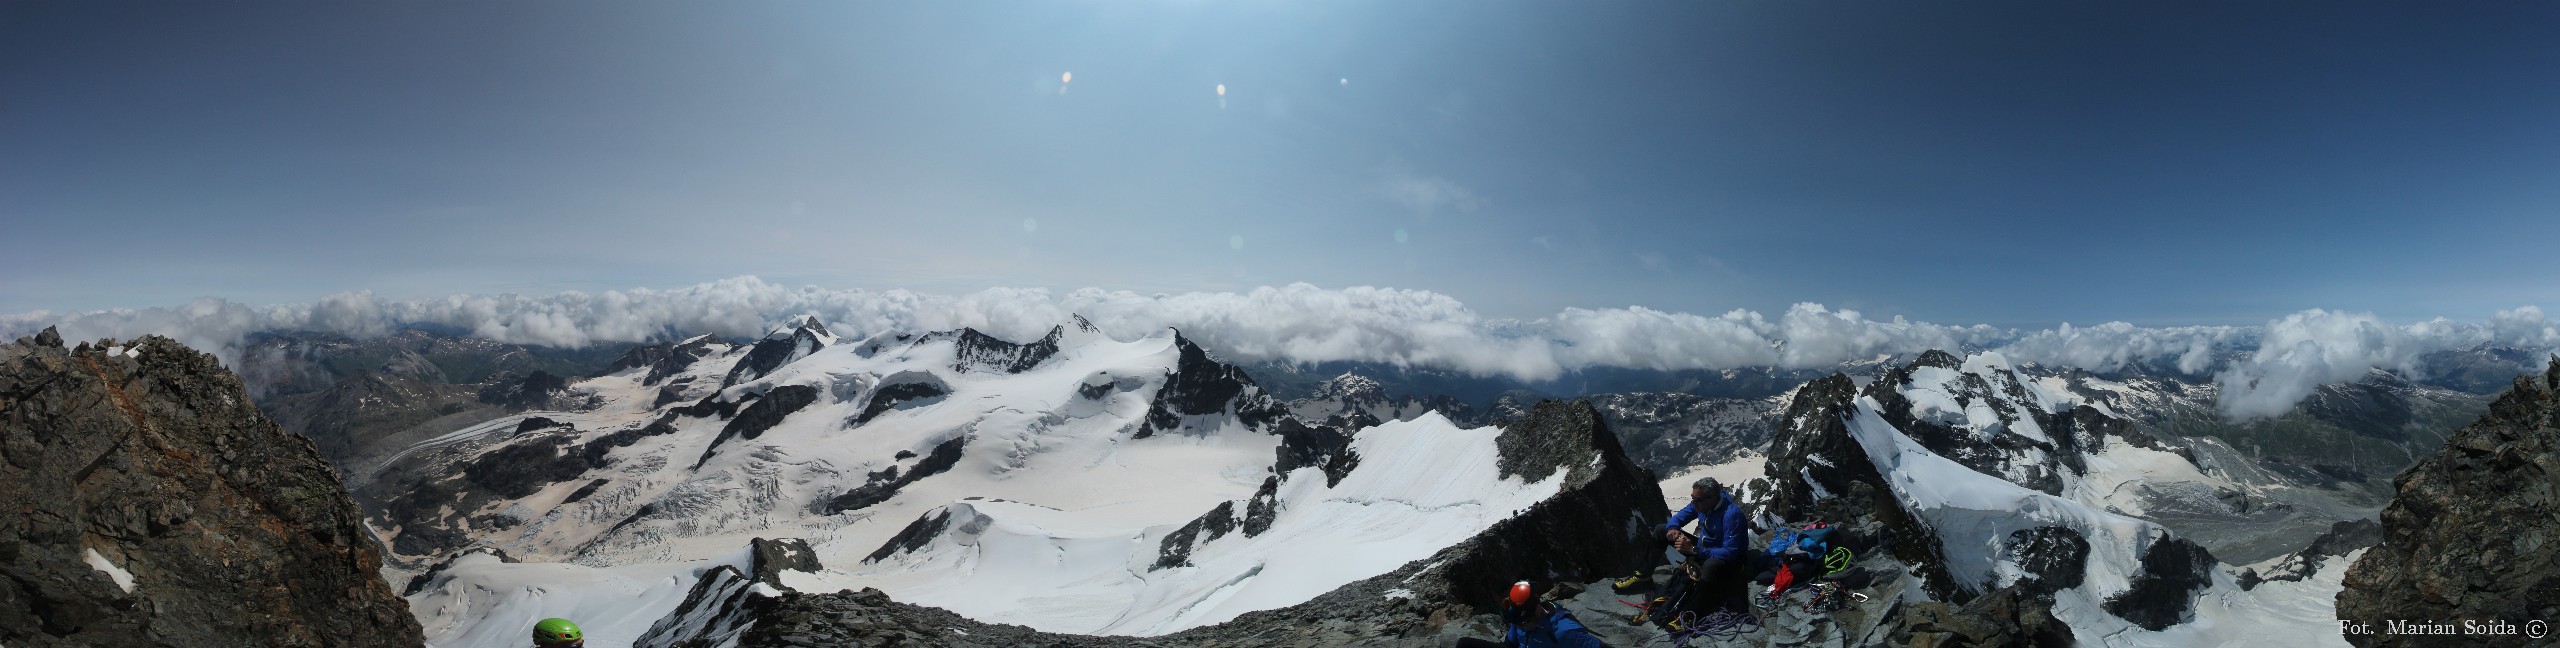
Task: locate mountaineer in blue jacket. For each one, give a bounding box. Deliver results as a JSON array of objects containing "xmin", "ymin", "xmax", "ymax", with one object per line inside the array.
[
  {"xmin": 1454, "ymin": 581, "xmax": 1609, "ymax": 648},
  {"xmin": 1661, "ymin": 477, "xmax": 1749, "ymax": 615}
]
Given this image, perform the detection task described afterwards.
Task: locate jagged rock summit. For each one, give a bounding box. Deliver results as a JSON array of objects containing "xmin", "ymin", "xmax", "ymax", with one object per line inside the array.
[
  {"xmin": 2337, "ymin": 356, "xmax": 2560, "ymax": 646},
  {"xmin": 0, "ymin": 328, "xmax": 421, "ymax": 647}
]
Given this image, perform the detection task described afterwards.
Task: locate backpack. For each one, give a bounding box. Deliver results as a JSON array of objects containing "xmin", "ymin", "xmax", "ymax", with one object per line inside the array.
[{"xmin": 1765, "ymin": 522, "xmax": 1834, "ymax": 561}]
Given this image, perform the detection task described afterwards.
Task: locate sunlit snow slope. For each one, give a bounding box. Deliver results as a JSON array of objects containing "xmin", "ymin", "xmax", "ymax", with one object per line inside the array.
[
  {"xmin": 838, "ymin": 412, "xmax": 1562, "ymax": 635},
  {"xmin": 384, "ymin": 316, "xmax": 1555, "ymax": 646}
]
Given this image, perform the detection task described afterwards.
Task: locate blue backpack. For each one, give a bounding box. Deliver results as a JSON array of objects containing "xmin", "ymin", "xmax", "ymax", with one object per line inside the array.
[{"xmin": 1766, "ymin": 523, "xmax": 1835, "ymax": 560}]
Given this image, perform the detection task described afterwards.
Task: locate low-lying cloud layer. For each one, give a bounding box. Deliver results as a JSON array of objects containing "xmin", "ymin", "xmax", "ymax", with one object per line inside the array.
[{"xmin": 7, "ymin": 277, "xmax": 2556, "ymax": 419}]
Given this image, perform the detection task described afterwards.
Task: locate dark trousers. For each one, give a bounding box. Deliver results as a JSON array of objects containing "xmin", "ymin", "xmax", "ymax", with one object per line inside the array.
[
  {"xmin": 1681, "ymin": 556, "xmax": 1747, "ymax": 615},
  {"xmin": 1669, "ymin": 553, "xmax": 1751, "ymax": 614}
]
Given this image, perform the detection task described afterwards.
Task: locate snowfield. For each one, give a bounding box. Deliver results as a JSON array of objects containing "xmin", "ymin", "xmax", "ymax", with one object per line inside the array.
[
  {"xmin": 394, "ymin": 328, "xmax": 2371, "ymax": 648},
  {"xmin": 411, "ymin": 551, "xmax": 747, "ymax": 648},
  {"xmin": 832, "ymin": 413, "xmax": 1562, "ymax": 635},
  {"xmin": 396, "ymin": 318, "xmax": 1563, "ymax": 646}
]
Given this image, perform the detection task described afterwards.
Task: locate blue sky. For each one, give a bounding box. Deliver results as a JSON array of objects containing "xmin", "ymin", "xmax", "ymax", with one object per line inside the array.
[{"xmin": 6, "ymin": 1, "xmax": 2559, "ymax": 327}]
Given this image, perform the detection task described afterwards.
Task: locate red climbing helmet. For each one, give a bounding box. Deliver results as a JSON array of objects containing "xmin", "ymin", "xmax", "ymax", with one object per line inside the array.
[{"xmin": 1508, "ymin": 580, "xmax": 1533, "ymax": 608}]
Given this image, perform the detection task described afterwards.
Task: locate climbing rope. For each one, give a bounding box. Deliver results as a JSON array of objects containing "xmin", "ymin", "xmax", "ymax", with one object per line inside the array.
[
  {"xmin": 1654, "ymin": 610, "xmax": 1761, "ymax": 647},
  {"xmin": 1823, "ymin": 546, "xmax": 1854, "ymax": 574}
]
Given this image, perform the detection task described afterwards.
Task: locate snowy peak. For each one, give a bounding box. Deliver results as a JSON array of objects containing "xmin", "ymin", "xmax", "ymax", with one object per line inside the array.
[
  {"xmin": 1311, "ymin": 371, "xmax": 1388, "ymax": 403},
  {"xmin": 1284, "ymin": 370, "xmax": 1480, "ymax": 431},
  {"xmin": 934, "ymin": 327, "xmax": 1062, "ymax": 374}
]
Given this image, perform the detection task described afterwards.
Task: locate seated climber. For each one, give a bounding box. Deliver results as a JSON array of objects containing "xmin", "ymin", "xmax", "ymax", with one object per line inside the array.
[
  {"xmin": 1661, "ymin": 476, "xmax": 1749, "ymax": 616},
  {"xmin": 1455, "ymin": 580, "xmax": 1609, "ymax": 648}
]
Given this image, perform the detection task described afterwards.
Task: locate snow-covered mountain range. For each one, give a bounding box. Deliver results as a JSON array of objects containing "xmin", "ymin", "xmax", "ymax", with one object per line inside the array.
[
  {"xmin": 377, "ymin": 315, "xmax": 1628, "ymax": 646},
  {"xmin": 229, "ymin": 316, "xmax": 2536, "ymax": 648}
]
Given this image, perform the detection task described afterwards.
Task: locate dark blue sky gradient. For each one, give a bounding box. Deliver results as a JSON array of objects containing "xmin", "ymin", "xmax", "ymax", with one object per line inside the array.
[{"xmin": 5, "ymin": 1, "xmax": 2557, "ymax": 327}]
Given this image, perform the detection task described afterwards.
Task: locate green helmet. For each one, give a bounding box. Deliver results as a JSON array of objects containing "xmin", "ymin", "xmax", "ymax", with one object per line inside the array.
[{"xmin": 533, "ymin": 618, "xmax": 584, "ymax": 645}]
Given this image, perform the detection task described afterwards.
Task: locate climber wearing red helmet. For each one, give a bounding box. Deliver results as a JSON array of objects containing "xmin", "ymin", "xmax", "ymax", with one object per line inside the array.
[{"xmin": 1453, "ymin": 580, "xmax": 1608, "ymax": 648}]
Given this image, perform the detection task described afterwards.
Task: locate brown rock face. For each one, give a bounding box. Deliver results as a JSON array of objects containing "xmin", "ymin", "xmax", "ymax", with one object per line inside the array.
[
  {"xmin": 2336, "ymin": 357, "xmax": 2560, "ymax": 647},
  {"xmin": 0, "ymin": 330, "xmax": 423, "ymax": 647}
]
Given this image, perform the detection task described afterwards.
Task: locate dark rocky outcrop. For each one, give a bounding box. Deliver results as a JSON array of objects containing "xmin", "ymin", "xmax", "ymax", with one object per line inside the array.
[
  {"xmin": 1135, "ymin": 332, "xmax": 1286, "ymax": 438},
  {"xmin": 561, "ymin": 478, "xmax": 611, "ymax": 504},
  {"xmin": 852, "ymin": 378, "xmax": 949, "ymax": 426},
  {"xmin": 402, "ymin": 547, "xmax": 516, "ymax": 596},
  {"xmin": 694, "ymin": 384, "xmax": 820, "ymax": 469},
  {"xmin": 1438, "ymin": 400, "xmax": 1668, "ymax": 610},
  {"xmin": 1238, "ymin": 475, "xmax": 1280, "ymax": 537},
  {"xmin": 0, "ymin": 330, "xmax": 421, "ymax": 647},
  {"xmin": 2239, "ymin": 518, "xmax": 2380, "ymax": 591},
  {"xmin": 2101, "ymin": 534, "xmax": 2215, "ymax": 631},
  {"xmin": 864, "ymin": 508, "xmax": 954, "ymax": 564},
  {"xmin": 941, "ymin": 326, "xmax": 1065, "ymax": 374},
  {"xmin": 1152, "ymin": 501, "xmax": 1239, "ymax": 570},
  {"xmin": 724, "ymin": 318, "xmax": 831, "ymax": 388},
  {"xmin": 824, "ymin": 436, "xmax": 967, "ymax": 514},
  {"xmin": 636, "ymin": 537, "xmax": 825, "ymax": 648},
  {"xmin": 2338, "ymin": 357, "xmax": 2560, "ymax": 646},
  {"xmin": 1270, "ymin": 418, "xmax": 1359, "ymax": 487},
  {"xmin": 749, "ymin": 537, "xmax": 822, "ymax": 588},
  {"xmin": 1762, "ymin": 373, "xmax": 1965, "ymax": 600},
  {"xmin": 2007, "ymin": 527, "xmax": 2090, "ymax": 598},
  {"xmin": 673, "ymin": 392, "xmax": 753, "ymax": 420},
  {"xmin": 1884, "ymin": 586, "xmax": 2076, "ymax": 648}
]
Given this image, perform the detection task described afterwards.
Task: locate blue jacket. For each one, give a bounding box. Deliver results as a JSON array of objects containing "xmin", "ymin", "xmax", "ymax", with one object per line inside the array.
[
  {"xmin": 1504, "ymin": 606, "xmax": 1607, "ymax": 648},
  {"xmin": 1665, "ymin": 492, "xmax": 1748, "ymax": 563}
]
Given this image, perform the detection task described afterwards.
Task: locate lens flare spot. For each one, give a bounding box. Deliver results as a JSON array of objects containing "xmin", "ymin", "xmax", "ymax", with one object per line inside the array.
[{"xmin": 1228, "ymin": 235, "xmax": 1244, "ymax": 250}]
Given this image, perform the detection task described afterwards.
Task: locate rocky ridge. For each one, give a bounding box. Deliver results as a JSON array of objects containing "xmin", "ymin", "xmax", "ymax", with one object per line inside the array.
[
  {"xmin": 2336, "ymin": 356, "xmax": 2560, "ymax": 647},
  {"xmin": 0, "ymin": 328, "xmax": 421, "ymax": 647}
]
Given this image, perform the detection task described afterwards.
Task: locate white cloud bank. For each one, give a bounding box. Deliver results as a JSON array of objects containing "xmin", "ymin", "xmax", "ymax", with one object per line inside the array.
[{"xmin": 6, "ymin": 277, "xmax": 2556, "ymax": 419}]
